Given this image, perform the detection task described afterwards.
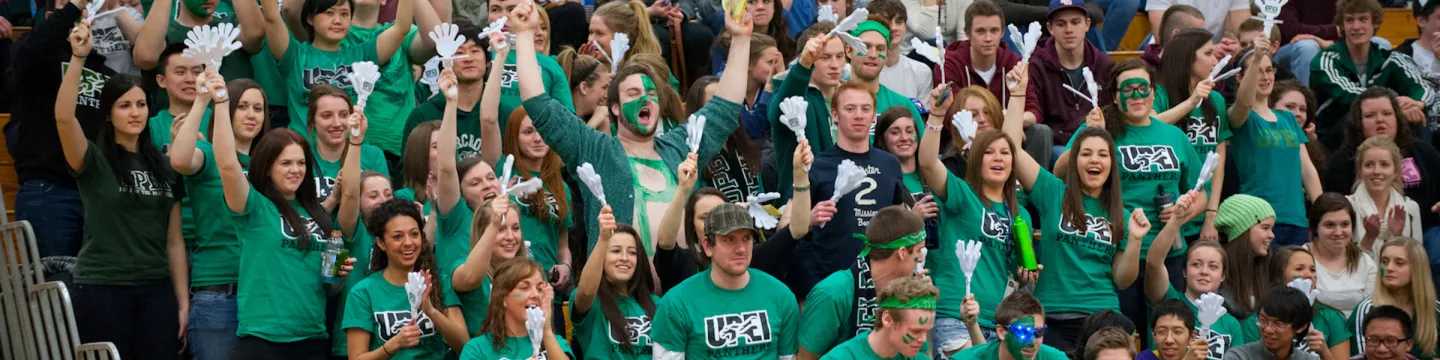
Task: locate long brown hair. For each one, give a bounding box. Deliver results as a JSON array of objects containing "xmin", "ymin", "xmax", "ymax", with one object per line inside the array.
[
  {"xmin": 593, "ymin": 1, "xmax": 663, "ymax": 62},
  {"xmin": 1222, "ymin": 225, "xmax": 1270, "ymax": 317},
  {"xmin": 1157, "ymin": 29, "xmax": 1219, "ymax": 137},
  {"xmin": 365, "ymin": 198, "xmax": 444, "ymax": 307},
  {"xmin": 1344, "ymin": 87, "xmax": 1418, "ymax": 151},
  {"xmin": 964, "ymin": 130, "xmax": 1020, "ymax": 219},
  {"xmin": 1307, "ymin": 192, "xmax": 1363, "ymax": 272},
  {"xmin": 248, "ymin": 129, "xmax": 334, "ymax": 250},
  {"xmin": 1061, "ymin": 128, "xmax": 1125, "ymax": 242},
  {"xmin": 213, "ymin": 78, "xmax": 270, "ymax": 158},
  {"xmin": 557, "ymin": 47, "xmax": 607, "ymax": 92},
  {"xmin": 597, "ymin": 224, "xmax": 658, "ymax": 352},
  {"xmin": 1102, "ymin": 58, "xmax": 1156, "ymax": 139},
  {"xmin": 479, "ymin": 258, "xmax": 544, "ymax": 348},
  {"xmin": 402, "ymin": 121, "xmax": 441, "ymax": 204},
  {"xmin": 305, "ymin": 85, "xmax": 355, "ymax": 138},
  {"xmin": 503, "ymin": 108, "xmax": 570, "ymax": 226}
]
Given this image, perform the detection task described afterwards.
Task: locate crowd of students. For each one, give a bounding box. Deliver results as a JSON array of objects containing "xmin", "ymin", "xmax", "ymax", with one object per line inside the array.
[{"xmin": 8, "ymin": 0, "xmax": 1440, "ymax": 358}]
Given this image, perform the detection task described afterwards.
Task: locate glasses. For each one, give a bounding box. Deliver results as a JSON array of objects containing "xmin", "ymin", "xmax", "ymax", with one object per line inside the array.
[
  {"xmin": 1118, "ymin": 86, "xmax": 1152, "ymax": 98},
  {"xmin": 1256, "ymin": 316, "xmax": 1293, "ymax": 331},
  {"xmin": 1364, "ymin": 336, "xmax": 1412, "ymax": 348},
  {"xmin": 1152, "ymin": 328, "xmax": 1190, "ymax": 340}
]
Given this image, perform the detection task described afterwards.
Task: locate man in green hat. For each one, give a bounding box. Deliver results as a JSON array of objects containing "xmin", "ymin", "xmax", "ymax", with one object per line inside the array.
[{"xmin": 845, "ymin": 18, "xmax": 921, "ymax": 124}]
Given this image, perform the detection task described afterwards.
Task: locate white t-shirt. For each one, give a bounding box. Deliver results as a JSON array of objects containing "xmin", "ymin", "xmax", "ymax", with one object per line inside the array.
[
  {"xmin": 90, "ymin": 7, "xmax": 144, "ymax": 77},
  {"xmin": 1305, "ymin": 243, "xmax": 1377, "ymax": 318},
  {"xmin": 879, "ymin": 56, "xmax": 934, "ymax": 100},
  {"xmin": 974, "ymin": 64, "xmax": 997, "ymax": 86},
  {"xmin": 1145, "ymin": 0, "xmax": 1249, "ymax": 42}
]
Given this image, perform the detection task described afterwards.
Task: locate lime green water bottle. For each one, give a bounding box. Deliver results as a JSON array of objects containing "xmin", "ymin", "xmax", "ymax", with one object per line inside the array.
[{"xmin": 1015, "ymin": 217, "xmax": 1038, "ymax": 271}]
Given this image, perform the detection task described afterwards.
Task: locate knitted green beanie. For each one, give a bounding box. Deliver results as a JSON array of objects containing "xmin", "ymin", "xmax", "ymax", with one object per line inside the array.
[{"xmin": 1214, "ymin": 194, "xmax": 1276, "ymax": 242}]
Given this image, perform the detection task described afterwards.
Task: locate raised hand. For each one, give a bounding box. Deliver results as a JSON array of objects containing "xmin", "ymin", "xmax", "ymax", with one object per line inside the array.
[
  {"xmin": 597, "ymin": 205, "xmax": 616, "ymax": 242},
  {"xmin": 439, "ymin": 67, "xmax": 458, "ymax": 102},
  {"xmin": 927, "ymin": 83, "xmax": 953, "ymax": 116},
  {"xmin": 725, "ymin": 12, "xmax": 754, "ymax": 38},
  {"xmin": 799, "ymin": 36, "xmax": 825, "ymax": 68},
  {"xmin": 793, "ymin": 140, "xmax": 814, "ymax": 175},
  {"xmin": 1084, "ymin": 107, "xmax": 1104, "ymax": 129},
  {"xmin": 1306, "ymin": 328, "xmax": 1329, "ymax": 356},
  {"xmin": 488, "ymin": 30, "xmax": 510, "ymax": 52},
  {"xmin": 960, "ymin": 294, "xmax": 979, "ymax": 324},
  {"xmin": 69, "ymin": 22, "xmax": 93, "ymax": 57},
  {"xmin": 677, "ymin": 153, "xmax": 699, "ymax": 190},
  {"xmin": 1183, "ymin": 334, "xmax": 1208, "ymax": 360},
  {"xmin": 1128, "ymin": 208, "xmax": 1151, "ymax": 239},
  {"xmin": 509, "ymin": 0, "xmax": 538, "ymax": 34},
  {"xmin": 1386, "ymin": 205, "xmax": 1407, "ymax": 235},
  {"xmin": 347, "ymin": 105, "xmax": 369, "ymax": 144},
  {"xmin": 488, "ymin": 197, "xmax": 511, "ymax": 225},
  {"xmin": 811, "ymin": 200, "xmax": 837, "ymax": 224},
  {"xmin": 1364, "ymin": 213, "xmax": 1383, "ymax": 236},
  {"xmin": 911, "ymin": 195, "xmax": 938, "ymax": 220},
  {"xmin": 1190, "ymin": 79, "xmax": 1215, "ymax": 102},
  {"xmin": 1252, "ymin": 37, "xmax": 1273, "ymax": 58},
  {"xmin": 1004, "ymin": 62, "xmax": 1029, "ymax": 92}
]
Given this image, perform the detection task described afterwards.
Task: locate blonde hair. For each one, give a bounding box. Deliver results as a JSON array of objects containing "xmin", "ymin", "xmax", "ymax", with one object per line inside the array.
[
  {"xmin": 1373, "ymin": 238, "xmax": 1438, "ymax": 357},
  {"xmin": 873, "ymin": 276, "xmax": 940, "ymax": 329},
  {"xmin": 593, "ymin": 1, "xmax": 663, "ymax": 61},
  {"xmin": 1355, "ymin": 136, "xmax": 1405, "ymax": 193}
]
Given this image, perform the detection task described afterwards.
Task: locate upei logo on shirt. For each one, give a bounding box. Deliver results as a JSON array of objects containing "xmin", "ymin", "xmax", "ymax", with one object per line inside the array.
[
  {"xmin": 1201, "ymin": 329, "xmax": 1232, "ymax": 360},
  {"xmin": 280, "ymin": 216, "xmax": 325, "ymax": 247},
  {"xmin": 373, "ymin": 310, "xmax": 437, "ymax": 341},
  {"xmin": 501, "ymin": 64, "xmax": 518, "ymax": 88},
  {"xmin": 1058, "ymin": 214, "xmax": 1113, "ymax": 246},
  {"xmin": 317, "ymin": 176, "xmax": 338, "ymax": 201},
  {"xmin": 606, "ymin": 315, "xmax": 654, "ymax": 347},
  {"xmin": 302, "ymin": 64, "xmax": 357, "ymax": 90},
  {"xmin": 61, "ymin": 62, "xmax": 110, "ymax": 109},
  {"xmin": 92, "ymin": 24, "xmax": 131, "ymax": 55},
  {"xmin": 121, "ymin": 170, "xmax": 174, "ymax": 197},
  {"xmin": 1118, "ymin": 145, "xmax": 1181, "ymax": 173},
  {"xmin": 981, "ymin": 212, "xmax": 1012, "ymax": 242},
  {"xmin": 1186, "ymin": 116, "xmax": 1218, "ymax": 145},
  {"xmin": 703, "ymin": 310, "xmax": 773, "ymax": 350}
]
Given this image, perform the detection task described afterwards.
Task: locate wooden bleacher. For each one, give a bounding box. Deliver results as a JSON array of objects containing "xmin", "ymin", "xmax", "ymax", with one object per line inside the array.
[{"xmin": 0, "ymin": 114, "xmax": 16, "ymax": 223}]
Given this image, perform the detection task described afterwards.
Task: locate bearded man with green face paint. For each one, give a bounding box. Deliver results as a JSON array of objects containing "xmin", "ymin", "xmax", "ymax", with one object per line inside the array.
[
  {"xmin": 512, "ymin": 1, "xmax": 755, "ymax": 257},
  {"xmin": 950, "ymin": 292, "xmax": 1069, "ymax": 360},
  {"xmin": 819, "ymin": 276, "xmax": 940, "ymax": 360},
  {"xmin": 845, "ymin": 19, "xmax": 921, "ymax": 130}
]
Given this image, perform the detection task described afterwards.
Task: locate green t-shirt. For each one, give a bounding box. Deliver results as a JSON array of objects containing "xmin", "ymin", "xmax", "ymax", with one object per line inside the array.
[
  {"xmin": 1065, "ymin": 121, "xmax": 1199, "ymax": 260},
  {"xmin": 819, "ymin": 331, "xmax": 933, "ymax": 360},
  {"xmin": 1242, "ymin": 304, "xmax": 1351, "ymax": 354},
  {"xmin": 799, "ymin": 270, "xmax": 859, "ymax": 355},
  {"xmin": 931, "ymin": 171, "xmax": 1032, "ymax": 327},
  {"xmin": 451, "ymin": 259, "xmax": 492, "ymax": 335},
  {"xmin": 515, "ymin": 171, "xmax": 573, "ymax": 272},
  {"xmin": 498, "ymin": 50, "xmax": 574, "ymax": 132},
  {"xmin": 332, "ymin": 217, "xmax": 376, "ymax": 356},
  {"xmin": 251, "ymin": 42, "xmax": 286, "ymax": 113},
  {"xmin": 568, "ymin": 288, "xmax": 659, "ymax": 359},
  {"xmin": 458, "ymin": 334, "xmax": 574, "ymax": 360},
  {"xmin": 72, "ymin": 142, "xmax": 178, "ymax": 285},
  {"xmin": 186, "ymin": 141, "xmax": 249, "ymax": 286},
  {"xmin": 279, "ymin": 35, "xmax": 380, "ymax": 138},
  {"xmin": 341, "ymin": 271, "xmax": 463, "ymax": 359},
  {"xmin": 1027, "ymin": 168, "xmax": 1128, "ymax": 314},
  {"xmin": 343, "ymin": 24, "xmax": 419, "ymax": 155},
  {"xmin": 1152, "ymin": 86, "xmax": 1228, "ymax": 236},
  {"xmin": 948, "ymin": 340, "xmax": 1068, "ymax": 360},
  {"xmin": 876, "ymin": 85, "xmax": 923, "ymax": 126},
  {"xmin": 232, "ymin": 188, "xmax": 332, "ymax": 342},
  {"xmin": 1228, "ymin": 110, "xmax": 1309, "ymax": 227},
  {"xmin": 405, "ymin": 95, "xmax": 486, "ymax": 160},
  {"xmin": 1150, "ymin": 286, "xmax": 1247, "ymax": 359},
  {"xmin": 651, "ymin": 269, "xmax": 800, "ymax": 359},
  {"xmin": 435, "ymin": 199, "xmax": 475, "ymax": 270},
  {"xmin": 148, "ymin": 108, "xmax": 212, "ymax": 243},
  {"xmin": 310, "ymin": 142, "xmax": 391, "ymax": 202},
  {"xmin": 901, "ymin": 172, "xmax": 923, "ymax": 196}
]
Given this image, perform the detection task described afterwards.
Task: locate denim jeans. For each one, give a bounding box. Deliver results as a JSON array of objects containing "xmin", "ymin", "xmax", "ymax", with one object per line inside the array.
[
  {"xmin": 73, "ymin": 282, "xmax": 181, "ymax": 359},
  {"xmin": 930, "ymin": 317, "xmax": 998, "ymax": 359},
  {"xmin": 1276, "ymin": 37, "xmax": 1394, "ymax": 86},
  {"xmin": 15, "ymin": 179, "xmax": 84, "ymax": 260},
  {"xmin": 189, "ymin": 290, "xmax": 239, "ymax": 360},
  {"xmin": 1272, "ymin": 223, "xmax": 1310, "ymax": 249},
  {"xmin": 1094, "ymin": 0, "xmax": 1142, "ymax": 51}
]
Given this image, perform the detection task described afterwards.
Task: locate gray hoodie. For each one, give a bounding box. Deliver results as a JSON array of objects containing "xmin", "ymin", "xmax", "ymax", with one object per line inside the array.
[{"xmin": 1223, "ymin": 342, "xmax": 1322, "ymax": 360}]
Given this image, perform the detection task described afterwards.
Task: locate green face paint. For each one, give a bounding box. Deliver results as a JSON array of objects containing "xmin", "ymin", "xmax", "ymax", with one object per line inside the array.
[
  {"xmin": 918, "ymin": 316, "xmax": 929, "ymax": 325},
  {"xmin": 1116, "ymin": 78, "xmax": 1152, "ymax": 113},
  {"xmin": 182, "ymin": 0, "xmax": 212, "ymax": 17},
  {"xmin": 1005, "ymin": 316, "xmax": 1038, "ymax": 360},
  {"xmin": 902, "ymin": 333, "xmax": 915, "ymax": 344},
  {"xmin": 621, "ymin": 75, "xmax": 658, "ymax": 134}
]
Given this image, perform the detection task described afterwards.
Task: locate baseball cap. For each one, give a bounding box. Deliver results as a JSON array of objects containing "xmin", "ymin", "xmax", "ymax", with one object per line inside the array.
[
  {"xmin": 1048, "ymin": 0, "xmax": 1089, "ymax": 21},
  {"xmin": 705, "ymin": 203, "xmax": 757, "ymax": 238}
]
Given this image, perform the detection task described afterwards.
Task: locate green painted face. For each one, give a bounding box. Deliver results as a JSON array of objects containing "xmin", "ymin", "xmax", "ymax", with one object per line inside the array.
[
  {"xmin": 1116, "ymin": 78, "xmax": 1152, "ymax": 112},
  {"xmin": 182, "ymin": 0, "xmax": 212, "ymax": 17},
  {"xmin": 621, "ymin": 75, "xmax": 658, "ymax": 133},
  {"xmin": 1005, "ymin": 316, "xmax": 1038, "ymax": 360}
]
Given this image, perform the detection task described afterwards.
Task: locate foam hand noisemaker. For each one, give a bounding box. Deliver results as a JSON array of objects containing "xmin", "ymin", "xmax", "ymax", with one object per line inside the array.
[
  {"xmin": 958, "ymin": 240, "xmax": 983, "ymax": 296},
  {"xmin": 577, "ymin": 163, "xmax": 606, "ymax": 205},
  {"xmin": 182, "ymin": 23, "xmax": 243, "ymax": 98},
  {"xmin": 1006, "ymin": 22, "xmax": 1042, "ymax": 62},
  {"xmin": 525, "ymin": 306, "xmax": 546, "ymax": 356},
  {"xmin": 1209, "ymin": 54, "xmax": 1241, "ymax": 82},
  {"xmin": 747, "ymin": 192, "xmax": 782, "ymax": 229},
  {"xmin": 911, "ymin": 38, "xmax": 942, "ymax": 64},
  {"xmin": 346, "ymin": 61, "xmax": 381, "ymax": 136},
  {"xmin": 610, "ymin": 33, "xmax": 631, "ymax": 72},
  {"xmin": 779, "ymin": 96, "xmax": 812, "ymax": 169},
  {"xmin": 936, "ymin": 26, "xmax": 947, "ymax": 80},
  {"xmin": 1194, "ymin": 292, "xmax": 1227, "ymax": 332},
  {"xmin": 1191, "ymin": 152, "xmax": 1220, "ymax": 192},
  {"xmin": 421, "ymin": 57, "xmax": 442, "ymax": 97},
  {"xmin": 686, "ymin": 114, "xmax": 706, "ymax": 154},
  {"xmin": 915, "ymin": 247, "xmax": 928, "ymax": 275},
  {"xmin": 724, "ymin": 0, "xmax": 748, "ymax": 22},
  {"xmin": 828, "ymin": 9, "xmax": 870, "ymax": 56},
  {"xmin": 952, "ymin": 110, "xmax": 978, "ymax": 144},
  {"xmin": 816, "ymin": 5, "xmax": 839, "ymax": 23},
  {"xmin": 1287, "ymin": 277, "xmax": 1321, "ymax": 305},
  {"xmin": 85, "ymin": 0, "xmax": 125, "ymax": 24},
  {"xmin": 1062, "ymin": 68, "xmax": 1101, "ymax": 109},
  {"xmin": 430, "ymin": 23, "xmax": 469, "ymax": 92},
  {"xmin": 830, "ymin": 159, "xmax": 867, "ymax": 203},
  {"xmin": 1253, "ymin": 0, "xmax": 1288, "ymax": 38},
  {"xmin": 405, "ymin": 272, "xmax": 427, "ymax": 320}
]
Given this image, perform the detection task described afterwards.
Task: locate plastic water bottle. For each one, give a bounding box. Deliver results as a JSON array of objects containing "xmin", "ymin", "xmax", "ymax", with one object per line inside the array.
[
  {"xmin": 1014, "ymin": 217, "xmax": 1037, "ymax": 271},
  {"xmin": 320, "ymin": 231, "xmax": 347, "ymax": 284}
]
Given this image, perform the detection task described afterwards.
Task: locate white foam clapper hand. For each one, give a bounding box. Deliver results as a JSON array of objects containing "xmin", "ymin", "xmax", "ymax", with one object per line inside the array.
[
  {"xmin": 836, "ymin": 32, "xmax": 867, "ymax": 56},
  {"xmin": 182, "ymin": 24, "xmax": 242, "ymax": 97},
  {"xmin": 85, "ymin": 0, "xmax": 105, "ymax": 24},
  {"xmin": 936, "ymin": 26, "xmax": 945, "ymax": 80},
  {"xmin": 1193, "ymin": 152, "xmax": 1219, "ymax": 192},
  {"xmin": 431, "ymin": 23, "xmax": 466, "ymax": 60},
  {"xmin": 422, "ymin": 57, "xmax": 442, "ymax": 97},
  {"xmin": 952, "ymin": 110, "xmax": 977, "ymax": 144},
  {"xmin": 911, "ymin": 38, "xmax": 942, "ymax": 64},
  {"xmin": 816, "ymin": 5, "xmax": 839, "ymax": 23},
  {"xmin": 577, "ymin": 163, "xmax": 606, "ymax": 205},
  {"xmin": 347, "ymin": 61, "xmax": 382, "ymax": 112},
  {"xmin": 1082, "ymin": 68, "xmax": 1099, "ymax": 108},
  {"xmin": 610, "ymin": 33, "xmax": 631, "ymax": 72},
  {"xmin": 915, "ymin": 247, "xmax": 928, "ymax": 275},
  {"xmin": 686, "ymin": 114, "xmax": 706, "ymax": 154},
  {"xmin": 1255, "ymin": 0, "xmax": 1289, "ymax": 37},
  {"xmin": 831, "ymin": 159, "xmax": 867, "ymax": 202},
  {"xmin": 405, "ymin": 272, "xmax": 427, "ymax": 320},
  {"xmin": 1021, "ymin": 22, "xmax": 1041, "ymax": 61},
  {"xmin": 1194, "ymin": 292, "xmax": 1227, "ymax": 332},
  {"xmin": 499, "ymin": 154, "xmax": 517, "ymax": 194},
  {"xmin": 829, "ymin": 9, "xmax": 869, "ymax": 36},
  {"xmin": 747, "ymin": 192, "xmax": 782, "ymax": 229},
  {"xmin": 1209, "ymin": 54, "xmax": 1233, "ymax": 82},
  {"xmin": 958, "ymin": 240, "xmax": 983, "ymax": 295},
  {"xmin": 509, "ymin": 178, "xmax": 544, "ymax": 198},
  {"xmin": 525, "ymin": 306, "xmax": 546, "ymax": 355},
  {"xmin": 1287, "ymin": 277, "xmax": 1320, "ymax": 305},
  {"xmin": 479, "ymin": 17, "xmax": 508, "ymax": 39}
]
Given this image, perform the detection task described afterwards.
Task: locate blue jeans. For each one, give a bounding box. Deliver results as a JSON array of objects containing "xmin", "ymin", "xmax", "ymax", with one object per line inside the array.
[
  {"xmin": 1424, "ymin": 227, "xmax": 1440, "ymax": 266},
  {"xmin": 930, "ymin": 317, "xmax": 998, "ymax": 359},
  {"xmin": 1272, "ymin": 223, "xmax": 1310, "ymax": 249},
  {"xmin": 189, "ymin": 290, "xmax": 239, "ymax": 360},
  {"xmin": 1094, "ymin": 0, "xmax": 1142, "ymax": 51},
  {"xmin": 15, "ymin": 179, "xmax": 84, "ymax": 260}
]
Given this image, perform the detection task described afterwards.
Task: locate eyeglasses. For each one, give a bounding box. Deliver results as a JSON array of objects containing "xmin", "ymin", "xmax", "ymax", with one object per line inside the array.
[
  {"xmin": 1364, "ymin": 336, "xmax": 1412, "ymax": 348},
  {"xmin": 1255, "ymin": 316, "xmax": 1293, "ymax": 331},
  {"xmin": 1152, "ymin": 328, "xmax": 1190, "ymax": 340}
]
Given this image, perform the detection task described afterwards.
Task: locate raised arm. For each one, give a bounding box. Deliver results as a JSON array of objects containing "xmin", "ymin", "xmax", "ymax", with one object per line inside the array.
[
  {"xmin": 232, "ymin": 0, "xmax": 267, "ymax": 53},
  {"xmin": 574, "ymin": 206, "xmax": 616, "ymax": 314},
  {"xmin": 1001, "ymin": 63, "xmax": 1043, "ymax": 191},
  {"xmin": 55, "ymin": 23, "xmax": 94, "ymax": 172},
  {"xmin": 132, "ymin": 0, "xmax": 173, "ymax": 70},
  {"xmin": 337, "ymin": 106, "xmax": 366, "ymax": 237},
  {"xmin": 918, "ymin": 84, "xmax": 953, "ymax": 199},
  {"xmin": 212, "ymin": 70, "xmax": 249, "ymax": 215},
  {"xmin": 1112, "ymin": 208, "xmax": 1150, "ymax": 289},
  {"xmin": 409, "ymin": 0, "xmax": 445, "ymax": 61},
  {"xmin": 171, "ymin": 71, "xmax": 225, "ymax": 176},
  {"xmin": 374, "ymin": 0, "xmax": 415, "ymax": 64},
  {"xmin": 1154, "ymin": 80, "xmax": 1214, "ymax": 125},
  {"xmin": 435, "ymin": 68, "xmax": 462, "ymax": 217},
  {"xmin": 788, "ymin": 141, "xmax": 815, "ymax": 238},
  {"xmin": 512, "ymin": 2, "xmax": 546, "ymax": 101},
  {"xmin": 260, "ymin": 0, "xmax": 292, "ymax": 60},
  {"xmin": 452, "ymin": 200, "xmax": 509, "ymax": 292},
  {"xmin": 655, "ymin": 154, "xmax": 698, "ymax": 251},
  {"xmin": 712, "ymin": 14, "xmax": 753, "ymax": 103},
  {"xmin": 478, "ymin": 35, "xmax": 510, "ymax": 166},
  {"xmin": 1227, "ymin": 38, "xmax": 1272, "ymax": 128},
  {"xmin": 1144, "ymin": 192, "xmax": 1198, "ymax": 304}
]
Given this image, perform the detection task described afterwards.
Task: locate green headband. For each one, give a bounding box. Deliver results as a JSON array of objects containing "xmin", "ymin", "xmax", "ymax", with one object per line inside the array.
[
  {"xmin": 878, "ymin": 294, "xmax": 938, "ymax": 310},
  {"xmin": 849, "ymin": 20, "xmax": 893, "ymax": 48},
  {"xmin": 853, "ymin": 231, "xmax": 925, "ymax": 257}
]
